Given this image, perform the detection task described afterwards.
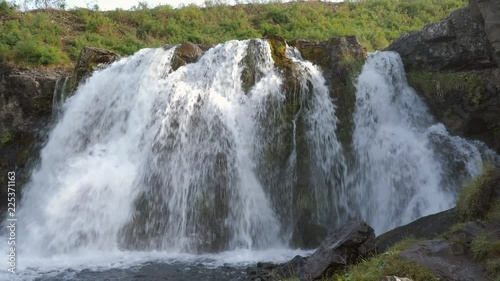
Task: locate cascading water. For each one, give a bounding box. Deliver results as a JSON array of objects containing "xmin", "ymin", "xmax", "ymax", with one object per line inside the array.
[
  {"xmin": 2, "ymin": 42, "xmax": 497, "ymax": 280},
  {"xmin": 344, "ymin": 51, "xmax": 496, "ymax": 234}
]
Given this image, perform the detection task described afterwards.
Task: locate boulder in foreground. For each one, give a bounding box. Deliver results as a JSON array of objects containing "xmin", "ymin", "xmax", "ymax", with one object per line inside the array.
[{"xmin": 298, "ymin": 221, "xmax": 375, "ymax": 281}]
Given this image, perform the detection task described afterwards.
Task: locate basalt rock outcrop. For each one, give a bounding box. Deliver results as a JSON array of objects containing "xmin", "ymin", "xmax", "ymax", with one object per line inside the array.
[
  {"xmin": 0, "ymin": 62, "xmax": 69, "ymax": 215},
  {"xmin": 0, "ymin": 46, "xmax": 119, "ymax": 218},
  {"xmin": 386, "ymin": 0, "xmax": 500, "ymax": 153}
]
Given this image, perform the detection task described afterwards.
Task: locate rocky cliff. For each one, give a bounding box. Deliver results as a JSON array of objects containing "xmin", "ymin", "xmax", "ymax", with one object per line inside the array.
[
  {"xmin": 0, "ymin": 47, "xmax": 118, "ymax": 216},
  {"xmin": 387, "ymin": 0, "xmax": 500, "ymax": 153}
]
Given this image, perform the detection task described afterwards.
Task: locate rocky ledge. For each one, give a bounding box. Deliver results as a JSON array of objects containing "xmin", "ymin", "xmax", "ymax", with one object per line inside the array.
[{"xmin": 386, "ymin": 0, "xmax": 500, "ymax": 153}]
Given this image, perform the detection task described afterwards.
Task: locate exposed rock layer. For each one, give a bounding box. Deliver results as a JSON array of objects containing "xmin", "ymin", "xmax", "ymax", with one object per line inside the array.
[{"xmin": 387, "ymin": 0, "xmax": 500, "ymax": 152}]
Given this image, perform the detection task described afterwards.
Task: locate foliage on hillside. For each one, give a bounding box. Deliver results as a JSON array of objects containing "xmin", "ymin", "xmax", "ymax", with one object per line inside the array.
[{"xmin": 0, "ymin": 0, "xmax": 467, "ymax": 67}]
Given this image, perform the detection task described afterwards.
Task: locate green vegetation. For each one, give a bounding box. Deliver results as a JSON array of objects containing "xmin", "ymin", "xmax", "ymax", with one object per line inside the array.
[
  {"xmin": 0, "ymin": 131, "xmax": 12, "ymax": 144},
  {"xmin": 0, "ymin": 0, "xmax": 467, "ymax": 67},
  {"xmin": 334, "ymin": 239, "xmax": 439, "ymax": 281},
  {"xmin": 471, "ymin": 234, "xmax": 500, "ymax": 278},
  {"xmin": 407, "ymin": 71, "xmax": 485, "ymax": 107},
  {"xmin": 456, "ymin": 162, "xmax": 499, "ymax": 221}
]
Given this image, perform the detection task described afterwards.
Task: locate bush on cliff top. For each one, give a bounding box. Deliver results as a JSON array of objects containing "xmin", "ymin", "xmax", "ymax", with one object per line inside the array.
[{"xmin": 0, "ymin": 0, "xmax": 467, "ymax": 67}]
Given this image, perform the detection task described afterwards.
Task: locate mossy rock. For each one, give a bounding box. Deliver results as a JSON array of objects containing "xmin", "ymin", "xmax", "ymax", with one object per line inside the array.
[
  {"xmin": 70, "ymin": 46, "xmax": 120, "ymax": 94},
  {"xmin": 407, "ymin": 71, "xmax": 486, "ymax": 109},
  {"xmin": 171, "ymin": 42, "xmax": 204, "ymax": 71},
  {"xmin": 266, "ymin": 35, "xmax": 293, "ymax": 70},
  {"xmin": 0, "ymin": 131, "xmax": 13, "ymax": 145}
]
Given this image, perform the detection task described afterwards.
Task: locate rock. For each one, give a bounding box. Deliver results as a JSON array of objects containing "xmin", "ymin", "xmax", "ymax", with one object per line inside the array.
[
  {"xmin": 171, "ymin": 42, "xmax": 204, "ymax": 71},
  {"xmin": 401, "ymin": 239, "xmax": 489, "ymax": 281},
  {"xmin": 375, "ymin": 208, "xmax": 458, "ymax": 252},
  {"xmin": 298, "ymin": 221, "xmax": 375, "ymax": 281},
  {"xmin": 469, "ymin": 0, "xmax": 500, "ymax": 66},
  {"xmin": 73, "ymin": 46, "xmax": 120, "ymax": 88},
  {"xmin": 291, "ymin": 210, "xmax": 328, "ymax": 249},
  {"xmin": 386, "ymin": 6, "xmax": 496, "ymax": 71},
  {"xmin": 386, "ymin": 1, "xmax": 500, "ymax": 153},
  {"xmin": 0, "ymin": 62, "xmax": 71, "ymax": 217},
  {"xmin": 290, "ymin": 36, "xmax": 366, "ymax": 152},
  {"xmin": 247, "ymin": 255, "xmax": 308, "ymax": 281}
]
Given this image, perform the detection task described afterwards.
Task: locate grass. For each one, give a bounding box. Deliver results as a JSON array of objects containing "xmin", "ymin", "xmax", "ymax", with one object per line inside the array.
[
  {"xmin": 0, "ymin": 0, "xmax": 467, "ymax": 67},
  {"xmin": 471, "ymin": 234, "xmax": 500, "ymax": 278},
  {"xmin": 331, "ymin": 239, "xmax": 439, "ymax": 281},
  {"xmin": 456, "ymin": 162, "xmax": 499, "ymax": 221}
]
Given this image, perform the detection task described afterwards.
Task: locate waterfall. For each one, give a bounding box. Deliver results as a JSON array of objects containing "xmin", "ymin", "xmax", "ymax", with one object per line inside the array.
[
  {"xmin": 7, "ymin": 43, "xmax": 497, "ymax": 273},
  {"xmin": 346, "ymin": 52, "xmax": 495, "ymax": 234}
]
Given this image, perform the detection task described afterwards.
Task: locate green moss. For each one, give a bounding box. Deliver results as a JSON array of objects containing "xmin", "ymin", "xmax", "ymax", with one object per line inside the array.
[
  {"xmin": 0, "ymin": 131, "xmax": 12, "ymax": 145},
  {"xmin": 456, "ymin": 162, "xmax": 499, "ymax": 221},
  {"xmin": 334, "ymin": 238, "xmax": 439, "ymax": 281},
  {"xmin": 448, "ymin": 222, "xmax": 467, "ymax": 234},
  {"xmin": 267, "ymin": 35, "xmax": 291, "ymax": 69},
  {"xmin": 407, "ymin": 71, "xmax": 486, "ymax": 107}
]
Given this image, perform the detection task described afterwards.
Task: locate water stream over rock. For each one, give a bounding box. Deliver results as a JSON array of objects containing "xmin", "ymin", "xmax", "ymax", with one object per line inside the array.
[{"xmin": 2, "ymin": 42, "xmax": 496, "ymax": 280}]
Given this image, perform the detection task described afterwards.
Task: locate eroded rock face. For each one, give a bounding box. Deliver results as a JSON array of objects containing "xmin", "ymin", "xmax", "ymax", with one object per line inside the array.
[
  {"xmin": 386, "ymin": 1, "xmax": 500, "ymax": 153},
  {"xmin": 0, "ymin": 63, "xmax": 70, "ymax": 216},
  {"xmin": 290, "ymin": 36, "xmax": 366, "ymax": 152},
  {"xmin": 298, "ymin": 221, "xmax": 375, "ymax": 281}
]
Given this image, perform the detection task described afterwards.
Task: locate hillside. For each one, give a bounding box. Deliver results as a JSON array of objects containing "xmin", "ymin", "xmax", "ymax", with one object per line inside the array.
[{"xmin": 0, "ymin": 0, "xmax": 467, "ymax": 67}]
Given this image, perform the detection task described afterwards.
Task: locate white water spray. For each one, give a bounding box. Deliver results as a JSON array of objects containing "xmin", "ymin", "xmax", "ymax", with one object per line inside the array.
[{"xmin": 347, "ymin": 52, "xmax": 493, "ymax": 233}]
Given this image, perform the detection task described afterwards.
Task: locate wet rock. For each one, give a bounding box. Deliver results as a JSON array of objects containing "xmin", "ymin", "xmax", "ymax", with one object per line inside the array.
[
  {"xmin": 73, "ymin": 46, "xmax": 120, "ymax": 88},
  {"xmin": 291, "ymin": 210, "xmax": 327, "ymax": 249},
  {"xmin": 247, "ymin": 255, "xmax": 308, "ymax": 281},
  {"xmin": 298, "ymin": 221, "xmax": 375, "ymax": 281},
  {"xmin": 171, "ymin": 42, "xmax": 204, "ymax": 71},
  {"xmin": 401, "ymin": 239, "xmax": 489, "ymax": 281},
  {"xmin": 290, "ymin": 36, "xmax": 366, "ymax": 152},
  {"xmin": 0, "ymin": 62, "xmax": 71, "ymax": 217},
  {"xmin": 375, "ymin": 208, "xmax": 458, "ymax": 252}
]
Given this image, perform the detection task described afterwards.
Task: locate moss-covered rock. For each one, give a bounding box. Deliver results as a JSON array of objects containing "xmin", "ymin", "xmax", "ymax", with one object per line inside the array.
[
  {"xmin": 170, "ymin": 42, "xmax": 204, "ymax": 72},
  {"xmin": 407, "ymin": 68, "xmax": 500, "ymax": 152},
  {"xmin": 290, "ymin": 36, "xmax": 366, "ymax": 153}
]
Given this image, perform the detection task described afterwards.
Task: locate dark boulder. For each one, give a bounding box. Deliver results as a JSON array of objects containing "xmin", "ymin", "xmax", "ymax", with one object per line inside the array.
[
  {"xmin": 375, "ymin": 208, "xmax": 458, "ymax": 252},
  {"xmin": 386, "ymin": 6, "xmax": 496, "ymax": 71},
  {"xmin": 298, "ymin": 221, "xmax": 375, "ymax": 281},
  {"xmin": 247, "ymin": 255, "xmax": 308, "ymax": 281}
]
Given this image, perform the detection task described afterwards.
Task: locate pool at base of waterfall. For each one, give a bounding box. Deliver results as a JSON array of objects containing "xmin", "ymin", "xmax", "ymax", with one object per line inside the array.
[{"xmin": 2, "ymin": 249, "xmax": 310, "ymax": 281}]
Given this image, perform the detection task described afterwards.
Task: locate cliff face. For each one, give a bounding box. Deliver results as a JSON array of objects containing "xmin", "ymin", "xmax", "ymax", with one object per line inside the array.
[
  {"xmin": 0, "ymin": 47, "xmax": 118, "ymax": 216},
  {"xmin": 387, "ymin": 0, "xmax": 500, "ymax": 152},
  {"xmin": 0, "ymin": 63, "xmax": 67, "ymax": 215}
]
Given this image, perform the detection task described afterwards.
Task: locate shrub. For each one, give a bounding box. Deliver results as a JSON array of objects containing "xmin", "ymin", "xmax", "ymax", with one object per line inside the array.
[
  {"xmin": 456, "ymin": 163, "xmax": 500, "ymax": 221},
  {"xmin": 335, "ymin": 238, "xmax": 439, "ymax": 281}
]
